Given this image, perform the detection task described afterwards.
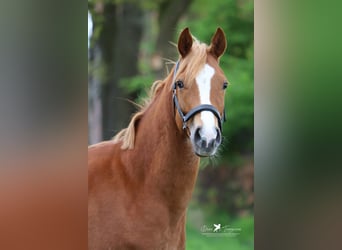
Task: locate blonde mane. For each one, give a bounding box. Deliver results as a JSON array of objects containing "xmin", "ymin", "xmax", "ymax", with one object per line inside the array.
[
  {"xmin": 113, "ymin": 39, "xmax": 209, "ymax": 150},
  {"xmin": 173, "ymin": 40, "xmax": 208, "ymax": 89}
]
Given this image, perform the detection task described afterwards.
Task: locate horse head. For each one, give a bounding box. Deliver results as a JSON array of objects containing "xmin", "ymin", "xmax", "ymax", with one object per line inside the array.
[{"xmin": 172, "ymin": 27, "xmax": 228, "ymax": 157}]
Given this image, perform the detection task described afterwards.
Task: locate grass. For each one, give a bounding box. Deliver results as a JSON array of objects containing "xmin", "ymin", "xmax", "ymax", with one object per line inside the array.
[{"xmin": 185, "ymin": 207, "xmax": 254, "ymax": 250}]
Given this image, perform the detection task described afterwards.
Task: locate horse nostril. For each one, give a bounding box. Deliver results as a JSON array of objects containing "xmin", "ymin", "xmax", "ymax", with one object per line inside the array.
[
  {"xmin": 194, "ymin": 127, "xmax": 201, "ymax": 142},
  {"xmin": 215, "ymin": 128, "xmax": 221, "ymax": 145},
  {"xmin": 194, "ymin": 127, "xmax": 206, "ymax": 147}
]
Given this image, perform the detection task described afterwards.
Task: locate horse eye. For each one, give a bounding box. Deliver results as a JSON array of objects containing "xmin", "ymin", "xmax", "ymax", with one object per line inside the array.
[
  {"xmin": 223, "ymin": 81, "xmax": 228, "ymax": 89},
  {"xmin": 176, "ymin": 80, "xmax": 184, "ymax": 89}
]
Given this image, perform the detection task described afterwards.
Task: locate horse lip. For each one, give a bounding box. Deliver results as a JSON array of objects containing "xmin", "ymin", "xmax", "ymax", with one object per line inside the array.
[
  {"xmin": 194, "ymin": 147, "xmax": 216, "ymax": 157},
  {"xmin": 195, "ymin": 152, "xmax": 209, "ymax": 157}
]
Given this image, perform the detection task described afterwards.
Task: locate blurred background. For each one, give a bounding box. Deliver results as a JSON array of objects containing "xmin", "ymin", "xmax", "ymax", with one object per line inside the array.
[
  {"xmin": 1, "ymin": 1, "xmax": 342, "ymax": 249},
  {"xmin": 88, "ymin": 0, "xmax": 253, "ymax": 249}
]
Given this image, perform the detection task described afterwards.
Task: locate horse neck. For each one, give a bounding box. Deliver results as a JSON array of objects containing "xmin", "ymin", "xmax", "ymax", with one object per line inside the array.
[{"xmin": 129, "ymin": 79, "xmax": 200, "ymax": 214}]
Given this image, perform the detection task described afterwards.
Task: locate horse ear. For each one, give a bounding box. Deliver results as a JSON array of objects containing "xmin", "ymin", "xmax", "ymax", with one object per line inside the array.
[
  {"xmin": 178, "ymin": 27, "xmax": 193, "ymax": 58},
  {"xmin": 209, "ymin": 27, "xmax": 227, "ymax": 59}
]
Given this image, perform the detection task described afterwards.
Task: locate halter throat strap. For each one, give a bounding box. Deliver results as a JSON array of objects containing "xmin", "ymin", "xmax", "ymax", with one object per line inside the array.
[{"xmin": 172, "ymin": 61, "xmax": 226, "ymax": 132}]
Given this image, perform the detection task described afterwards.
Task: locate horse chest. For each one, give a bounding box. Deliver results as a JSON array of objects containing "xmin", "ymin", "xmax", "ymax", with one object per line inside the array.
[{"xmin": 90, "ymin": 190, "xmax": 185, "ymax": 250}]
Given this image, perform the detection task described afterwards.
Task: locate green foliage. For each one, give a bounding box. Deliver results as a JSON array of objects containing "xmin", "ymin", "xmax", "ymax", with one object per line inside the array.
[
  {"xmin": 88, "ymin": 0, "xmax": 166, "ymax": 10},
  {"xmin": 119, "ymin": 75, "xmax": 155, "ymax": 95},
  {"xmin": 223, "ymin": 56, "xmax": 254, "ymax": 155}
]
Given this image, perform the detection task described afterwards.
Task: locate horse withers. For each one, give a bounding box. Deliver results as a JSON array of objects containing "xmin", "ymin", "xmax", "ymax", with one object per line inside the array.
[{"xmin": 88, "ymin": 27, "xmax": 229, "ymax": 250}]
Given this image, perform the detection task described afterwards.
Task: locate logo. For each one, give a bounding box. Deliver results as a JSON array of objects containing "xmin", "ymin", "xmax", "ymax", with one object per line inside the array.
[
  {"xmin": 200, "ymin": 223, "xmax": 242, "ymax": 237},
  {"xmin": 213, "ymin": 224, "xmax": 221, "ymax": 232}
]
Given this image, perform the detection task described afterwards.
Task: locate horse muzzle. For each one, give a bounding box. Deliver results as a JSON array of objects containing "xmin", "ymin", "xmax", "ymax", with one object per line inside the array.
[{"xmin": 191, "ymin": 125, "xmax": 222, "ymax": 157}]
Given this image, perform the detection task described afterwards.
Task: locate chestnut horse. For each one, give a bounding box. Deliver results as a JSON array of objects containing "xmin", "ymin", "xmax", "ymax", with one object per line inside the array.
[{"xmin": 88, "ymin": 27, "xmax": 228, "ymax": 250}]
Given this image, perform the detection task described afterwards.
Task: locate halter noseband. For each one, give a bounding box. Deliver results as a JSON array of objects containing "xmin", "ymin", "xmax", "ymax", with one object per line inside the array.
[{"xmin": 172, "ymin": 61, "xmax": 226, "ymax": 132}]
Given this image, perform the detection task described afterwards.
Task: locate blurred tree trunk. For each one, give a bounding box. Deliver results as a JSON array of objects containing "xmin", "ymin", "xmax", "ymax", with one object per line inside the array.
[
  {"xmin": 88, "ymin": 48, "xmax": 102, "ymax": 144},
  {"xmin": 89, "ymin": 2, "xmax": 143, "ymax": 142},
  {"xmin": 153, "ymin": 0, "xmax": 192, "ymax": 78}
]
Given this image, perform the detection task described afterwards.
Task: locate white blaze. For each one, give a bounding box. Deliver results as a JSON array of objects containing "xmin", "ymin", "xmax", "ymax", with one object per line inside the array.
[{"xmin": 195, "ymin": 64, "xmax": 217, "ymax": 141}]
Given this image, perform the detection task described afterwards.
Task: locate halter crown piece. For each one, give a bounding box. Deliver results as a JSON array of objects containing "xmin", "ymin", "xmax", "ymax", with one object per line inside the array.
[{"xmin": 172, "ymin": 61, "xmax": 226, "ymax": 132}]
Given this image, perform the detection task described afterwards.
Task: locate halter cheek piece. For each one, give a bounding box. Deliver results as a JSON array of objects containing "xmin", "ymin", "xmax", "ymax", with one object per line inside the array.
[{"xmin": 172, "ymin": 61, "xmax": 227, "ymax": 132}]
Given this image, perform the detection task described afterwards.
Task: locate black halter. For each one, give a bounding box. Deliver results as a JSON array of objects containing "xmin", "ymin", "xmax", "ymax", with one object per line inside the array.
[{"xmin": 172, "ymin": 61, "xmax": 226, "ymax": 132}]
